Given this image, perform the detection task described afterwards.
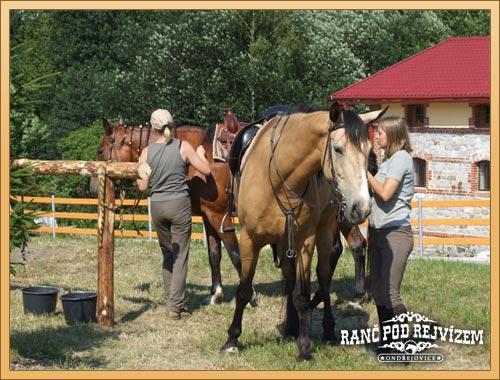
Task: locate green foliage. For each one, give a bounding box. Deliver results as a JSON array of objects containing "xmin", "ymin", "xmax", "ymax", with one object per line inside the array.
[
  {"xmin": 36, "ymin": 121, "xmax": 104, "ymax": 198},
  {"xmin": 436, "ymin": 10, "xmax": 490, "ymax": 37},
  {"xmin": 9, "ymin": 165, "xmax": 41, "ymax": 274},
  {"xmin": 9, "ymin": 9, "xmax": 491, "ymax": 174}
]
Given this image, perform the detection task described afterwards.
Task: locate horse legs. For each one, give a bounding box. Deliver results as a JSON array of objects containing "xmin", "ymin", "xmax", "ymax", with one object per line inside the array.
[
  {"xmin": 217, "ymin": 225, "xmax": 242, "ymax": 277},
  {"xmin": 220, "ymin": 229, "xmax": 260, "ymax": 354},
  {"xmin": 341, "ymin": 223, "xmax": 367, "ymax": 304},
  {"xmin": 310, "ymin": 228, "xmax": 342, "ymax": 310},
  {"xmin": 202, "ymin": 214, "xmax": 224, "ymax": 305},
  {"xmin": 315, "ymin": 223, "xmax": 336, "ymax": 343},
  {"xmin": 293, "ymin": 234, "xmax": 315, "ymax": 361}
]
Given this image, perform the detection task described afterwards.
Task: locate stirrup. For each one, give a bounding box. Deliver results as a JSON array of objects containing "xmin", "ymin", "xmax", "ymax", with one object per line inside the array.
[{"xmin": 219, "ymin": 212, "xmax": 236, "ymax": 234}]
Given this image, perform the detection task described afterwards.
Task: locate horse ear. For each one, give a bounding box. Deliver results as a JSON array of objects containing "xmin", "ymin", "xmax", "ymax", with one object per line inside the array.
[
  {"xmin": 329, "ymin": 102, "xmax": 342, "ymax": 123},
  {"xmin": 359, "ymin": 106, "xmax": 389, "ymax": 125},
  {"xmin": 102, "ymin": 119, "xmax": 113, "ymax": 136}
]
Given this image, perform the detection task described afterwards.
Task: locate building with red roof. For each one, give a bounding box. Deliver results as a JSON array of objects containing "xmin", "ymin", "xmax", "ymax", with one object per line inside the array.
[{"xmin": 332, "ymin": 36, "xmax": 490, "ymax": 197}]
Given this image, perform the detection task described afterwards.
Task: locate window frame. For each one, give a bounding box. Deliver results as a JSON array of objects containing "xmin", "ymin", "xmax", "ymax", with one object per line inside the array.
[
  {"xmin": 405, "ymin": 104, "xmax": 426, "ymax": 128},
  {"xmin": 413, "ymin": 157, "xmax": 427, "ymax": 188},
  {"xmin": 475, "ymin": 104, "xmax": 490, "ymax": 129},
  {"xmin": 477, "ymin": 160, "xmax": 490, "ymax": 191}
]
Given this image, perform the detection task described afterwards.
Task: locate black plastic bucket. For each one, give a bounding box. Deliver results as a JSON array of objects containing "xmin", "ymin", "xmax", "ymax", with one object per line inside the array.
[
  {"xmin": 61, "ymin": 292, "xmax": 97, "ymax": 324},
  {"xmin": 21, "ymin": 286, "xmax": 59, "ymax": 315}
]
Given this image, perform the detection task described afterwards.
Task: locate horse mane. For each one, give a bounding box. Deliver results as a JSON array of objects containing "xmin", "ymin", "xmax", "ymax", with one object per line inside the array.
[
  {"xmin": 291, "ymin": 103, "xmax": 326, "ymax": 114},
  {"xmin": 117, "ymin": 119, "xmax": 214, "ymax": 143},
  {"xmin": 342, "ymin": 110, "xmax": 369, "ymax": 152}
]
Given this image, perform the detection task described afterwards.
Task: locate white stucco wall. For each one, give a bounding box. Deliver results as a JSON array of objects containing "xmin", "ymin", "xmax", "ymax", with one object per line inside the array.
[{"xmin": 427, "ymin": 102, "xmax": 470, "ymax": 128}]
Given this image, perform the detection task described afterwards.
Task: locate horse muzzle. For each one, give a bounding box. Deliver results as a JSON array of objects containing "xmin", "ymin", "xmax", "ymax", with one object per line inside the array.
[{"xmin": 346, "ymin": 199, "xmax": 371, "ymax": 225}]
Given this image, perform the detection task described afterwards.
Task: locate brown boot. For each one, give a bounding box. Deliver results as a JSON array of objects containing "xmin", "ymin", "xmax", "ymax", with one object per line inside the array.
[
  {"xmin": 179, "ymin": 306, "xmax": 192, "ymax": 319},
  {"xmin": 165, "ymin": 310, "xmax": 180, "ymax": 320}
]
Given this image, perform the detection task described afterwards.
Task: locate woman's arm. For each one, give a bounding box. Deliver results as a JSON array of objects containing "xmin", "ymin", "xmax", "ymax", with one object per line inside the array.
[
  {"xmin": 136, "ymin": 147, "xmax": 149, "ymax": 192},
  {"xmin": 181, "ymin": 142, "xmax": 211, "ymax": 176},
  {"xmin": 367, "ymin": 172, "xmax": 400, "ymax": 202}
]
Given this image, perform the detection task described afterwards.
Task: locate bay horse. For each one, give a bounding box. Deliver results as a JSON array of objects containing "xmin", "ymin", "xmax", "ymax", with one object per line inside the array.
[
  {"xmin": 91, "ymin": 119, "xmax": 242, "ymax": 305},
  {"xmin": 220, "ymin": 103, "xmax": 385, "ymax": 361}
]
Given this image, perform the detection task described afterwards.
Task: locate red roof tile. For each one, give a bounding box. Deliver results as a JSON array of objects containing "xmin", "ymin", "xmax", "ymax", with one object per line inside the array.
[{"xmin": 331, "ymin": 36, "xmax": 490, "ymax": 101}]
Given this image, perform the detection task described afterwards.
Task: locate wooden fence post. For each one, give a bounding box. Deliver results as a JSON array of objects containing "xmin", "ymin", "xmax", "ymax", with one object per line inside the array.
[{"xmin": 97, "ymin": 172, "xmax": 115, "ymax": 327}]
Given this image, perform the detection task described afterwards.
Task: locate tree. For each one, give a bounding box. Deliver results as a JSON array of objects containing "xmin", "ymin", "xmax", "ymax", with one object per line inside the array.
[
  {"xmin": 436, "ymin": 10, "xmax": 490, "ymax": 37},
  {"xmin": 10, "ymin": 165, "xmax": 40, "ymax": 274}
]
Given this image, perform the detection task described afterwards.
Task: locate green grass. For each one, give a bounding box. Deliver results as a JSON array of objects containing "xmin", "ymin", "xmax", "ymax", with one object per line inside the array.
[{"xmin": 9, "ymin": 235, "xmax": 490, "ymax": 370}]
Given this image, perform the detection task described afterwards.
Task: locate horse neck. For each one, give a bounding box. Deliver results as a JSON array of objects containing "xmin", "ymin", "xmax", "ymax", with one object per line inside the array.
[
  {"xmin": 271, "ymin": 114, "xmax": 328, "ymax": 191},
  {"xmin": 136, "ymin": 125, "xmax": 214, "ymax": 163}
]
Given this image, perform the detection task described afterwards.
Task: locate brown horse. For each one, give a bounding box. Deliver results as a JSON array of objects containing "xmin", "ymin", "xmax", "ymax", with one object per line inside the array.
[
  {"xmin": 220, "ymin": 103, "xmax": 386, "ymax": 361},
  {"xmin": 91, "ymin": 119, "xmax": 242, "ymax": 304}
]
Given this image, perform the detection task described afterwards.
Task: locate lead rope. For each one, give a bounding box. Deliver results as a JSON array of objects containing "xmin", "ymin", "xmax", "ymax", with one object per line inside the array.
[
  {"xmin": 97, "ymin": 165, "xmax": 106, "ymax": 249},
  {"xmin": 118, "ymin": 187, "xmax": 126, "ymax": 237}
]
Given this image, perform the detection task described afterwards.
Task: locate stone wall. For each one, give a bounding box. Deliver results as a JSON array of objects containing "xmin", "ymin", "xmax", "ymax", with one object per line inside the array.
[{"xmin": 410, "ymin": 130, "xmax": 490, "ymax": 196}]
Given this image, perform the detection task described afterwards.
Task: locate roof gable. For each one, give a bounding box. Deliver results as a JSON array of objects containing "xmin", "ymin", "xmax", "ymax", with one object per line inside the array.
[{"xmin": 332, "ymin": 36, "xmax": 490, "ymax": 101}]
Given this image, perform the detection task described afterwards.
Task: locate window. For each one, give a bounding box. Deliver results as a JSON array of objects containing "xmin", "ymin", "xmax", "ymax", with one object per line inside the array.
[
  {"xmin": 413, "ymin": 158, "xmax": 426, "ymax": 187},
  {"xmin": 406, "ymin": 104, "xmax": 425, "ymax": 127},
  {"xmin": 475, "ymin": 105, "xmax": 490, "ymax": 128},
  {"xmin": 478, "ymin": 161, "xmax": 490, "ymax": 191}
]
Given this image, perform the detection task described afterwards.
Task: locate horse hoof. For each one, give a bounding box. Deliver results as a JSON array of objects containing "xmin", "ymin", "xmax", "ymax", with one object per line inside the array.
[
  {"xmin": 203, "ymin": 286, "xmax": 224, "ymax": 305},
  {"xmin": 348, "ymin": 300, "xmax": 363, "ymax": 310},
  {"xmin": 322, "ymin": 334, "xmax": 338, "ymax": 345},
  {"xmin": 220, "ymin": 346, "xmax": 239, "ymax": 355},
  {"xmin": 351, "ymin": 293, "xmax": 367, "ymax": 305},
  {"xmin": 297, "ymin": 353, "xmax": 314, "ymax": 362}
]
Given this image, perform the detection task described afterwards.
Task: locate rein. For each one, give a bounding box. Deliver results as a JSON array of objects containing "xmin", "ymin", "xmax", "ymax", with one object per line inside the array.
[{"xmin": 268, "ymin": 115, "xmax": 346, "ymax": 260}]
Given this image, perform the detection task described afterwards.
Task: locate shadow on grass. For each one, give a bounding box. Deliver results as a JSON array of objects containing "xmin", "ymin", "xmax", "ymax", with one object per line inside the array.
[
  {"xmin": 10, "ymin": 323, "xmax": 119, "ymax": 369},
  {"xmin": 205, "ymin": 273, "xmax": 373, "ymax": 353},
  {"xmin": 118, "ymin": 295, "xmax": 156, "ymax": 323}
]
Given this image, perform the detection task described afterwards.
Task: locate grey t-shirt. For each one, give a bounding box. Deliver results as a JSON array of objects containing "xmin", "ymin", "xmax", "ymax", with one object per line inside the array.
[{"xmin": 369, "ymin": 150, "xmax": 414, "ymax": 229}]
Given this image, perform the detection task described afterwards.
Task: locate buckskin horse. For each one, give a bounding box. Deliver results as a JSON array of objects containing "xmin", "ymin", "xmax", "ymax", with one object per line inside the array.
[
  {"xmin": 220, "ymin": 102, "xmax": 386, "ymax": 361},
  {"xmin": 91, "ymin": 117, "xmax": 244, "ymax": 305},
  {"xmin": 260, "ymin": 105, "xmax": 374, "ymax": 307}
]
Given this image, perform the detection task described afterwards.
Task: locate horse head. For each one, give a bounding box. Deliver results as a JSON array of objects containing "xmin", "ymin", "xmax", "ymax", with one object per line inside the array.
[
  {"xmin": 325, "ymin": 102, "xmax": 387, "ymax": 225},
  {"xmin": 90, "ymin": 119, "xmax": 133, "ymax": 194}
]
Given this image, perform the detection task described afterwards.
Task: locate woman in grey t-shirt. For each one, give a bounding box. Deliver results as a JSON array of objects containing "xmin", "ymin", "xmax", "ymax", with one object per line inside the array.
[{"xmin": 367, "ymin": 116, "xmax": 414, "ymax": 353}]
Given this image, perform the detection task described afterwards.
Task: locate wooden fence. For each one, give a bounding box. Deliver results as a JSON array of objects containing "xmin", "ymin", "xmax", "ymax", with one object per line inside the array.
[{"xmin": 12, "ymin": 195, "xmax": 490, "ymax": 248}]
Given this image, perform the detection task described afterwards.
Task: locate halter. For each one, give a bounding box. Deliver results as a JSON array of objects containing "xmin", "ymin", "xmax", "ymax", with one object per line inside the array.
[
  {"xmin": 104, "ymin": 122, "xmax": 152, "ymax": 236},
  {"xmin": 268, "ymin": 114, "xmax": 347, "ymax": 259}
]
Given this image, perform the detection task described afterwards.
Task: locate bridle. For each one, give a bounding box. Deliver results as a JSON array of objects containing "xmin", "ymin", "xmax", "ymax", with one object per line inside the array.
[
  {"xmin": 268, "ymin": 113, "xmax": 348, "ymax": 259},
  {"xmin": 102, "ymin": 121, "xmax": 153, "ymax": 236},
  {"xmin": 106, "ymin": 122, "xmax": 152, "ymax": 162}
]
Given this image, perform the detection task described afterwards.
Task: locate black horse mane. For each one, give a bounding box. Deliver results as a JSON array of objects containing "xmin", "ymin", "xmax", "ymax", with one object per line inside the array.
[{"xmin": 342, "ymin": 109, "xmax": 369, "ymax": 151}]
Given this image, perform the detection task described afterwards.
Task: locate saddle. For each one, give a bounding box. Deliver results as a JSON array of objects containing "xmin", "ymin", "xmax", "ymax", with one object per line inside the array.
[
  {"xmin": 227, "ymin": 108, "xmax": 291, "ymax": 175},
  {"xmin": 213, "ymin": 109, "xmax": 247, "ymax": 162},
  {"xmin": 228, "ymin": 125, "xmax": 260, "ymax": 176}
]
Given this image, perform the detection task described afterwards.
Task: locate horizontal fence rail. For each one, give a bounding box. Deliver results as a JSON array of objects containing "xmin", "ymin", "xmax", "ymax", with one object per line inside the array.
[{"xmin": 11, "ymin": 196, "xmax": 490, "ymax": 248}]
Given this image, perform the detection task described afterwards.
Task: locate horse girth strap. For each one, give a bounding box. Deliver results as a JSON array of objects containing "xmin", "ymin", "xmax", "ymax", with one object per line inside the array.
[
  {"xmin": 285, "ymin": 212, "xmax": 296, "ymax": 259},
  {"xmin": 268, "ymin": 115, "xmax": 340, "ymax": 259}
]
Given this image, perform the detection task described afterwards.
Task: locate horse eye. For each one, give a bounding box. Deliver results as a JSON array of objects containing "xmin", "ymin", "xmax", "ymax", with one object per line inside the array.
[{"xmin": 334, "ymin": 146, "xmax": 344, "ymax": 155}]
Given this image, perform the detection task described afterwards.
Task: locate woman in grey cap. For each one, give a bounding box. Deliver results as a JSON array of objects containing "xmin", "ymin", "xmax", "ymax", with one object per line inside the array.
[{"xmin": 136, "ymin": 109, "xmax": 211, "ymax": 320}]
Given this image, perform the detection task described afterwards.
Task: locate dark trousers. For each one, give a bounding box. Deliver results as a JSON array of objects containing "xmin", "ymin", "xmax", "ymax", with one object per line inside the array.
[
  {"xmin": 369, "ymin": 225, "xmax": 413, "ymax": 309},
  {"xmin": 151, "ymin": 197, "xmax": 192, "ymax": 313}
]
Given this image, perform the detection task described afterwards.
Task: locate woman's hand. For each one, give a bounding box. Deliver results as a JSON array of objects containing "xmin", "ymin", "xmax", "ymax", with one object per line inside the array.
[
  {"xmin": 196, "ymin": 145, "xmax": 206, "ymax": 158},
  {"xmin": 367, "ymin": 172, "xmax": 400, "ymax": 202},
  {"xmin": 181, "ymin": 142, "xmax": 211, "ymax": 177}
]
